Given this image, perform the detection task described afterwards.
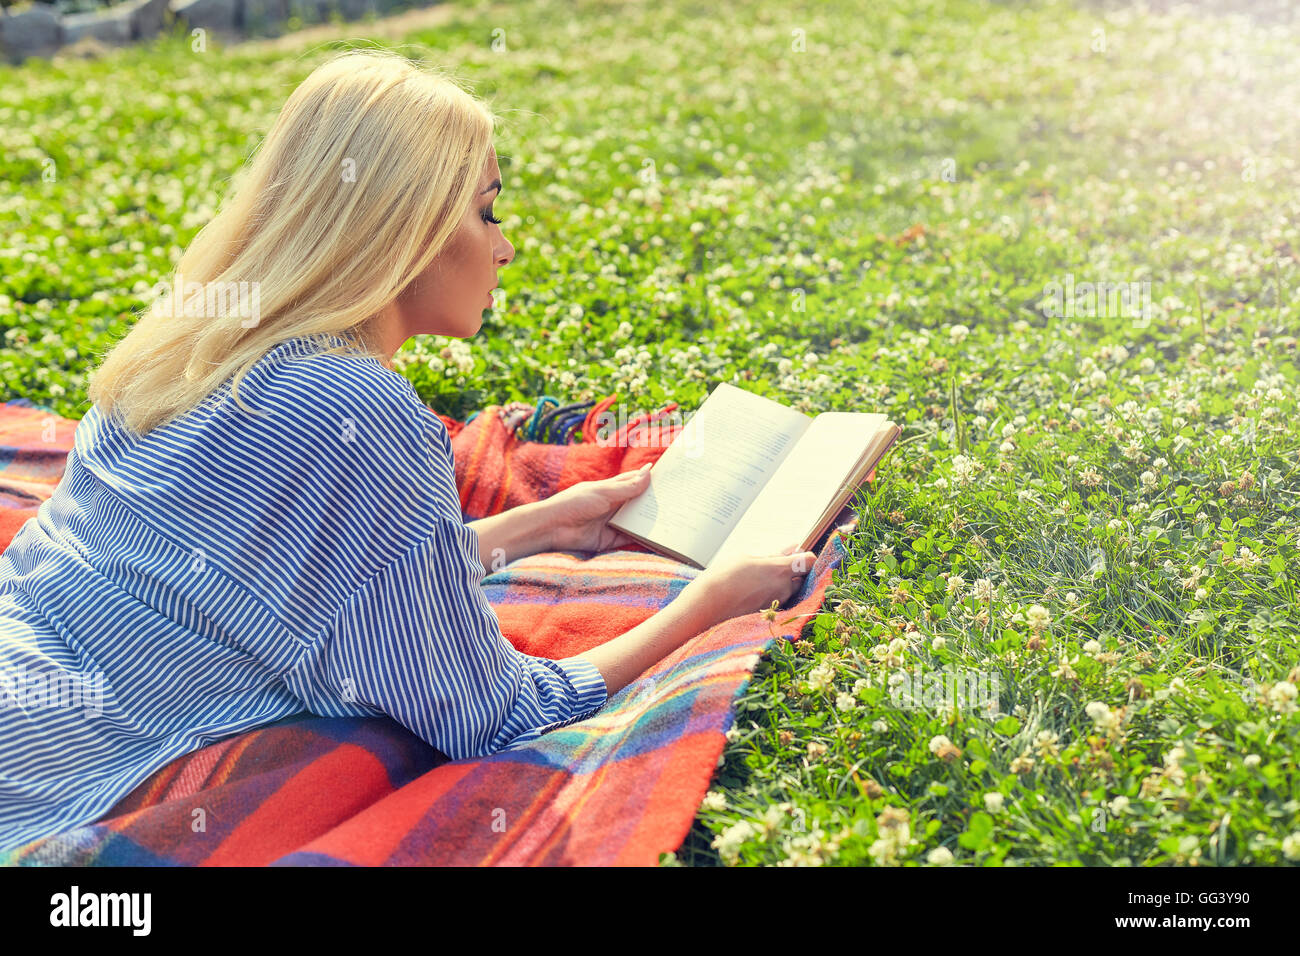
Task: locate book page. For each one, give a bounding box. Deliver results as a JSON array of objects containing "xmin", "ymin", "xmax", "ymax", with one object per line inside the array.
[
  {"xmin": 797, "ymin": 423, "xmax": 901, "ymax": 548},
  {"xmin": 609, "ymin": 382, "xmax": 811, "ymax": 567},
  {"xmin": 710, "ymin": 413, "xmax": 888, "ymax": 567}
]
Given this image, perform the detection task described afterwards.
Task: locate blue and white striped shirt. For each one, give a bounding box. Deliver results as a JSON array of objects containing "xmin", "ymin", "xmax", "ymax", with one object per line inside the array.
[{"xmin": 0, "ymin": 333, "xmax": 608, "ymax": 853}]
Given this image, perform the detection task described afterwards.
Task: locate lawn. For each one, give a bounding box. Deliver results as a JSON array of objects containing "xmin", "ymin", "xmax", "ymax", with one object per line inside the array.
[{"xmin": 2, "ymin": 0, "xmax": 1298, "ymax": 866}]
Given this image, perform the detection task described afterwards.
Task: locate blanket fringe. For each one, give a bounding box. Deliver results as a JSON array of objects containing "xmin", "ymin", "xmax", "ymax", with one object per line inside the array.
[{"xmin": 467, "ymin": 394, "xmax": 681, "ymax": 446}]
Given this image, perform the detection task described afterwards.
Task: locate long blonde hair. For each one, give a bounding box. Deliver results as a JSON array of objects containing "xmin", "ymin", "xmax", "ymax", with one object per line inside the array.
[{"xmin": 87, "ymin": 48, "xmax": 498, "ymax": 437}]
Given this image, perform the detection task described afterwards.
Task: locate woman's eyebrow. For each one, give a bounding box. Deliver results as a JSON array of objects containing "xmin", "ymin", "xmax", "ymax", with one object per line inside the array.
[{"xmin": 480, "ymin": 179, "xmax": 502, "ymax": 196}]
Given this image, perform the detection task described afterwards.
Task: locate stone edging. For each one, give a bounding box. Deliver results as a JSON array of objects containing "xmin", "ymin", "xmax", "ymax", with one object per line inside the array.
[{"xmin": 0, "ymin": 0, "xmax": 422, "ymax": 62}]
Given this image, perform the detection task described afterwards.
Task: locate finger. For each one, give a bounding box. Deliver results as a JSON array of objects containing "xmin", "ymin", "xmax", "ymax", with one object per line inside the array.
[
  {"xmin": 609, "ymin": 479, "xmax": 650, "ymax": 500},
  {"xmin": 786, "ymin": 551, "xmax": 817, "ymax": 573}
]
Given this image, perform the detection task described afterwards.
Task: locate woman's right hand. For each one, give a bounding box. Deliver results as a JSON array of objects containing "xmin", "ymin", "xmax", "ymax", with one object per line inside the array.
[{"xmin": 683, "ymin": 543, "xmax": 818, "ymax": 628}]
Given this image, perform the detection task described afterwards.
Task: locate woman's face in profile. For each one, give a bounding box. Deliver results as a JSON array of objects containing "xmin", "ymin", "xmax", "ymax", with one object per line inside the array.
[{"xmin": 396, "ymin": 146, "xmax": 515, "ymax": 340}]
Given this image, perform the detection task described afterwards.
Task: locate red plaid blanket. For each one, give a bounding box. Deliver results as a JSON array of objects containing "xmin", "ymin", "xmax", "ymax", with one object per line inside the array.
[{"xmin": 0, "ymin": 396, "xmax": 855, "ymax": 865}]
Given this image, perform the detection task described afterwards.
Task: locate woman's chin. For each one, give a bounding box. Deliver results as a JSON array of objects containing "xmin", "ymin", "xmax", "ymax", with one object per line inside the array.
[{"xmin": 430, "ymin": 312, "xmax": 486, "ymax": 338}]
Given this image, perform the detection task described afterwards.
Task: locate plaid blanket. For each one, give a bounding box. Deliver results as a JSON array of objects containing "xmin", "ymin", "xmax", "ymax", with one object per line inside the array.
[{"xmin": 0, "ymin": 395, "xmax": 856, "ymax": 865}]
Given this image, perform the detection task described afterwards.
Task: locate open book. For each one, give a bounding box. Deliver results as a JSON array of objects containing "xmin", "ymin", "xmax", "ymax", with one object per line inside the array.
[{"xmin": 608, "ymin": 382, "xmax": 901, "ymax": 570}]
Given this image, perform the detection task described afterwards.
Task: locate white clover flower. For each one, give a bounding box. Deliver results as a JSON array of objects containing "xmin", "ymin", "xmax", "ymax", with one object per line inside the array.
[
  {"xmin": 932, "ymin": 636, "xmax": 947, "ymax": 651},
  {"xmin": 807, "ymin": 662, "xmax": 836, "ymax": 693},
  {"xmin": 928, "ymin": 734, "xmax": 954, "ymax": 756},
  {"xmin": 836, "ymin": 692, "xmax": 856, "ymax": 712},
  {"xmin": 1164, "ymin": 745, "xmax": 1187, "ymax": 771},
  {"xmin": 760, "ymin": 805, "xmax": 786, "ymax": 834},
  {"xmin": 1085, "ymin": 701, "xmax": 1120, "ymax": 732},
  {"xmin": 1267, "ymin": 680, "xmax": 1298, "ymax": 715},
  {"xmin": 926, "ymin": 846, "xmax": 955, "ymax": 865},
  {"xmin": 983, "ymin": 792, "xmax": 1005, "ymax": 813},
  {"xmin": 711, "ymin": 820, "xmax": 757, "ymax": 861},
  {"xmin": 1243, "ymin": 754, "xmax": 1261, "ymax": 768},
  {"xmin": 949, "ymin": 324, "xmax": 971, "ymax": 343},
  {"xmin": 951, "ymin": 454, "xmax": 978, "ymax": 485},
  {"xmin": 1109, "ymin": 795, "xmax": 1130, "ymax": 815},
  {"xmin": 700, "ymin": 790, "xmax": 728, "ymax": 812},
  {"xmin": 872, "ymin": 719, "xmax": 889, "ymax": 733},
  {"xmin": 946, "ymin": 574, "xmax": 966, "ymax": 595},
  {"xmin": 1283, "ymin": 833, "xmax": 1300, "ymax": 861},
  {"xmin": 1083, "ymin": 639, "xmax": 1102, "ymax": 656},
  {"xmin": 1025, "ymin": 605, "xmax": 1051, "ymax": 631},
  {"xmin": 872, "ymin": 806, "xmax": 912, "ymax": 863}
]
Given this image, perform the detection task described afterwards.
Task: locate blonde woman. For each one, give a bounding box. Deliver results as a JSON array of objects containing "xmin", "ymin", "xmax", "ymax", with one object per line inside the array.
[{"xmin": 0, "ymin": 49, "xmax": 816, "ymax": 853}]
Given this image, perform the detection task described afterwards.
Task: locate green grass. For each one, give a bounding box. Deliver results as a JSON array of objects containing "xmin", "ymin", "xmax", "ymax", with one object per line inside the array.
[{"xmin": 2, "ymin": 0, "xmax": 1299, "ymax": 865}]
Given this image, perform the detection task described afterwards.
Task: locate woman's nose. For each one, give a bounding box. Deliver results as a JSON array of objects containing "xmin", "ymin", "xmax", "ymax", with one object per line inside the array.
[{"xmin": 496, "ymin": 238, "xmax": 515, "ymax": 267}]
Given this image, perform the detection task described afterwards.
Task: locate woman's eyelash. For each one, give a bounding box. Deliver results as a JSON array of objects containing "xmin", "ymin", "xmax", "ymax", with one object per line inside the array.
[{"xmin": 482, "ymin": 207, "xmax": 503, "ymax": 225}]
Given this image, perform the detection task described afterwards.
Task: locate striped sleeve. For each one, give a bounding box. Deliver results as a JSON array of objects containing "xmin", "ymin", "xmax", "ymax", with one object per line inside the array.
[
  {"xmin": 273, "ymin": 363, "xmax": 608, "ymax": 760},
  {"xmin": 284, "ymin": 517, "xmax": 608, "ymax": 760},
  {"xmin": 278, "ymin": 382, "xmax": 610, "ymax": 761}
]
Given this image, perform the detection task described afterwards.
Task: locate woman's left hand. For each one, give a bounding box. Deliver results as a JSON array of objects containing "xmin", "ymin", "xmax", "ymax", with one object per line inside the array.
[{"xmin": 544, "ymin": 464, "xmax": 653, "ymax": 553}]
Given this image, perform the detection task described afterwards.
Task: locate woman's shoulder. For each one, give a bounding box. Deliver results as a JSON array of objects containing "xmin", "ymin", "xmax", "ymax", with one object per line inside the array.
[{"xmin": 250, "ymin": 333, "xmax": 428, "ymax": 432}]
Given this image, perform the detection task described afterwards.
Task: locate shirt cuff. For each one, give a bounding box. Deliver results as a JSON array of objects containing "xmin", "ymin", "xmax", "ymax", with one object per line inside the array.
[
  {"xmin": 545, "ymin": 654, "xmax": 610, "ymax": 719},
  {"xmin": 494, "ymin": 656, "xmax": 610, "ymax": 754}
]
